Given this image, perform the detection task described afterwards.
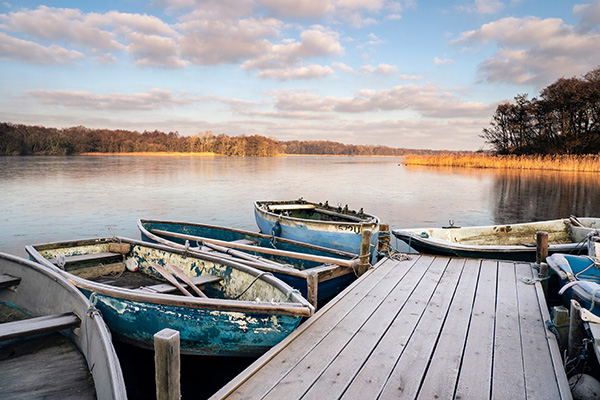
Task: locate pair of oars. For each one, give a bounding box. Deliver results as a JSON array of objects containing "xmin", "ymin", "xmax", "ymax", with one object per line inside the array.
[{"xmin": 150, "ymin": 263, "xmax": 207, "ymax": 298}]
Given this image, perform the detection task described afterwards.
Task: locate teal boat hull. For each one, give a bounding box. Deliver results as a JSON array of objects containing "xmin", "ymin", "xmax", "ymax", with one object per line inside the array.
[
  {"xmin": 138, "ymin": 219, "xmax": 357, "ymax": 304},
  {"xmin": 26, "ymin": 237, "xmax": 314, "ymax": 357},
  {"xmin": 253, "ymin": 200, "xmax": 380, "ymax": 254}
]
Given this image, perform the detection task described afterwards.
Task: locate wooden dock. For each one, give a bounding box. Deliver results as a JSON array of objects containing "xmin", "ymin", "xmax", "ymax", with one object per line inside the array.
[{"xmin": 211, "ymin": 254, "xmax": 571, "ymax": 399}]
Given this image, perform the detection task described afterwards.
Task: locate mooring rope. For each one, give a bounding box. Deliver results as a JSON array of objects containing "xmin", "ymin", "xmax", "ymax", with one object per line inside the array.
[{"xmin": 234, "ymin": 271, "xmax": 274, "ymax": 300}]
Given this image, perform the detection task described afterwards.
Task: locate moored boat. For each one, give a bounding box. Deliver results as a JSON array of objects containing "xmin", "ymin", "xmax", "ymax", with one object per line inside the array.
[
  {"xmin": 253, "ymin": 199, "xmax": 380, "ymax": 254},
  {"xmin": 138, "ymin": 219, "xmax": 359, "ymax": 307},
  {"xmin": 547, "ymin": 252, "xmax": 600, "ymax": 317},
  {"xmin": 392, "ymin": 217, "xmax": 600, "ymax": 262},
  {"xmin": 26, "ymin": 237, "xmax": 314, "ymax": 357},
  {"xmin": 0, "ymin": 251, "xmax": 126, "ymax": 400}
]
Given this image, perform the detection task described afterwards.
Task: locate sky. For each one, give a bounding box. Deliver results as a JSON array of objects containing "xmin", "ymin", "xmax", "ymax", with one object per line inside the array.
[{"xmin": 1, "ymin": 1, "xmax": 600, "ymax": 151}]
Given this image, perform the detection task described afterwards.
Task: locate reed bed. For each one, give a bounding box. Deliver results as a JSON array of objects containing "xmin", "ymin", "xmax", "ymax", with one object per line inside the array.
[{"xmin": 403, "ymin": 153, "xmax": 600, "ymax": 172}]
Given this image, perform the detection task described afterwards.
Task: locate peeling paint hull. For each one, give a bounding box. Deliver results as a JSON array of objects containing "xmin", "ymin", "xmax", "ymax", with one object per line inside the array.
[
  {"xmin": 26, "ymin": 237, "xmax": 314, "ymax": 357},
  {"xmin": 138, "ymin": 219, "xmax": 357, "ymax": 302},
  {"xmin": 254, "ymin": 199, "xmax": 380, "ymax": 254}
]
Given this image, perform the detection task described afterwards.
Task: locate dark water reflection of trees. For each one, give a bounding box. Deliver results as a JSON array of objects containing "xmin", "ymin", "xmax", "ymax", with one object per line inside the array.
[{"xmin": 491, "ymin": 169, "xmax": 600, "ymax": 223}]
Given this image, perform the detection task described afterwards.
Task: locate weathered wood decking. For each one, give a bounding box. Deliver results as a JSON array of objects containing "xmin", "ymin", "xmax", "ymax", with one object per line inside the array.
[{"xmin": 211, "ymin": 254, "xmax": 571, "ymax": 400}]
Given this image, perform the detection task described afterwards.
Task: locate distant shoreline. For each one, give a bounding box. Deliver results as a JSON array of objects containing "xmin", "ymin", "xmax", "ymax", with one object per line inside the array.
[{"xmin": 79, "ymin": 152, "xmax": 402, "ymax": 158}]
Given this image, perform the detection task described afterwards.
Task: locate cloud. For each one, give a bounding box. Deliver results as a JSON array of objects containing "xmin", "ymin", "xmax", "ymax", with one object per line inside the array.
[
  {"xmin": 241, "ymin": 26, "xmax": 343, "ymax": 78},
  {"xmin": 360, "ymin": 63, "xmax": 398, "ymax": 75},
  {"xmin": 27, "ymin": 88, "xmax": 195, "ymax": 110},
  {"xmin": 255, "ymin": 64, "xmax": 336, "ymax": 80},
  {"xmin": 258, "ymin": 0, "xmax": 334, "ymax": 18},
  {"xmin": 452, "ymin": 16, "xmax": 600, "ymax": 86},
  {"xmin": 266, "ymin": 84, "xmax": 492, "ymax": 118},
  {"xmin": 574, "ymin": 0, "xmax": 600, "ymax": 33},
  {"xmin": 0, "ymin": 6, "xmax": 123, "ymax": 52},
  {"xmin": 434, "ymin": 56, "xmax": 454, "ymax": 66},
  {"xmin": 458, "ymin": 0, "xmax": 505, "ymax": 15},
  {"xmin": 0, "ymin": 32, "xmax": 84, "ymax": 64}
]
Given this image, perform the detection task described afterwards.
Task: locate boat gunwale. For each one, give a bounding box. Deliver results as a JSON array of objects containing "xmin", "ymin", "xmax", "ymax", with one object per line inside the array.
[
  {"xmin": 138, "ymin": 218, "xmax": 355, "ymax": 259},
  {"xmin": 254, "ymin": 200, "xmax": 380, "ymax": 228},
  {"xmin": 25, "ymin": 236, "xmax": 314, "ymax": 318},
  {"xmin": 391, "ymin": 218, "xmax": 600, "ymax": 251},
  {"xmin": 0, "ymin": 251, "xmax": 127, "ymax": 400},
  {"xmin": 392, "ymin": 229, "xmax": 586, "ymax": 253}
]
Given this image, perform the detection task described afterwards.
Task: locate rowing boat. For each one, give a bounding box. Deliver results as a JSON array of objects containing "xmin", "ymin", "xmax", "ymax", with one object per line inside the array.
[
  {"xmin": 0, "ymin": 251, "xmax": 126, "ymax": 399},
  {"xmin": 392, "ymin": 217, "xmax": 600, "ymax": 261},
  {"xmin": 138, "ymin": 219, "xmax": 358, "ymax": 308},
  {"xmin": 26, "ymin": 237, "xmax": 314, "ymax": 357},
  {"xmin": 253, "ymin": 199, "xmax": 380, "ymax": 254}
]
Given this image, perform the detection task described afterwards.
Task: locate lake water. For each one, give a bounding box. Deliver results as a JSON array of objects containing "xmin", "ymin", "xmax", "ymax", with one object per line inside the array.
[
  {"xmin": 2, "ymin": 155, "xmax": 600, "ymax": 398},
  {"xmin": 2, "ymin": 155, "xmax": 600, "ymax": 258}
]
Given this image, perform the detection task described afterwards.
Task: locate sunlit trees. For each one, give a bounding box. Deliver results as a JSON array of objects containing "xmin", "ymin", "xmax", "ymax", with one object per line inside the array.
[{"xmin": 482, "ymin": 66, "xmax": 600, "ymax": 154}]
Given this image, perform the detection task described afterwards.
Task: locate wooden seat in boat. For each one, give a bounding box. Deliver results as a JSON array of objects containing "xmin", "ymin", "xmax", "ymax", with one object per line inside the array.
[
  {"xmin": 137, "ymin": 274, "xmax": 222, "ymax": 294},
  {"xmin": 0, "ymin": 312, "xmax": 81, "ymax": 341}
]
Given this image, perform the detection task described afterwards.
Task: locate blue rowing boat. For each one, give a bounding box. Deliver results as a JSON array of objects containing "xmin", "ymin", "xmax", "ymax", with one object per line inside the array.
[
  {"xmin": 547, "ymin": 253, "xmax": 600, "ymax": 317},
  {"xmin": 26, "ymin": 237, "xmax": 313, "ymax": 357},
  {"xmin": 253, "ymin": 199, "xmax": 380, "ymax": 255},
  {"xmin": 138, "ymin": 219, "xmax": 358, "ymax": 307}
]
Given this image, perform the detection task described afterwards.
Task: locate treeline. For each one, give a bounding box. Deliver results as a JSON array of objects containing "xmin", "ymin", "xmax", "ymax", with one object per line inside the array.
[
  {"xmin": 482, "ymin": 66, "xmax": 600, "ymax": 155},
  {"xmin": 0, "ymin": 124, "xmax": 281, "ymax": 156},
  {"xmin": 0, "ymin": 123, "xmax": 427, "ymax": 157},
  {"xmin": 281, "ymin": 140, "xmax": 422, "ymax": 156}
]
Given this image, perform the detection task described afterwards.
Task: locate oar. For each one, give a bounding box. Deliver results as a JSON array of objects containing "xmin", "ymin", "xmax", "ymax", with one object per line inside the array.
[
  {"xmin": 150, "ymin": 263, "xmax": 193, "ymax": 297},
  {"xmin": 202, "ymin": 241, "xmax": 296, "ymax": 270},
  {"xmin": 166, "ymin": 264, "xmax": 208, "ymax": 298},
  {"xmin": 569, "ymin": 215, "xmax": 584, "ymax": 227},
  {"xmin": 150, "ymin": 229, "xmax": 358, "ymax": 268}
]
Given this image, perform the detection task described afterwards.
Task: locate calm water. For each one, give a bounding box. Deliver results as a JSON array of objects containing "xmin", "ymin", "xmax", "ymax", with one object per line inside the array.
[
  {"xmin": 2, "ymin": 155, "xmax": 600, "ymax": 398},
  {"xmin": 2, "ymin": 155, "xmax": 600, "ymax": 257}
]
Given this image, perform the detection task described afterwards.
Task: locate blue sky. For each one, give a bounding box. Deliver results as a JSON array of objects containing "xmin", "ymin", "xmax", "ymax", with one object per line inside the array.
[{"xmin": 1, "ymin": 0, "xmax": 599, "ymax": 150}]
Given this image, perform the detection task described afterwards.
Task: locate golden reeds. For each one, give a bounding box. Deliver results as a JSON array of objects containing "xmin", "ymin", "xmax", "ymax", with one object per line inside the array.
[{"xmin": 403, "ymin": 153, "xmax": 600, "ymax": 172}]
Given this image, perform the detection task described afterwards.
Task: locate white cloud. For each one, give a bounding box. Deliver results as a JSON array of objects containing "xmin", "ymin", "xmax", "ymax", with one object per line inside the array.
[
  {"xmin": 360, "ymin": 63, "xmax": 398, "ymax": 75},
  {"xmin": 458, "ymin": 0, "xmax": 505, "ymax": 15},
  {"xmin": 258, "ymin": 0, "xmax": 334, "ymax": 18},
  {"xmin": 241, "ymin": 26, "xmax": 344, "ymax": 78},
  {"xmin": 332, "ymin": 62, "xmax": 354, "ymax": 73},
  {"xmin": 0, "ymin": 32, "xmax": 84, "ymax": 64},
  {"xmin": 452, "ymin": 16, "xmax": 600, "ymax": 86},
  {"xmin": 266, "ymin": 84, "xmax": 491, "ymax": 118},
  {"xmin": 27, "ymin": 88, "xmax": 195, "ymax": 110},
  {"xmin": 0, "ymin": 6, "xmax": 123, "ymax": 52},
  {"xmin": 574, "ymin": 0, "xmax": 600, "ymax": 33},
  {"xmin": 255, "ymin": 64, "xmax": 335, "ymax": 80},
  {"xmin": 434, "ymin": 56, "xmax": 454, "ymax": 65}
]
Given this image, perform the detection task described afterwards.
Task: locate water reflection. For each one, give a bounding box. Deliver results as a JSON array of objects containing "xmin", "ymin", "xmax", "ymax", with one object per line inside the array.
[
  {"xmin": 404, "ymin": 165, "xmax": 600, "ymax": 225},
  {"xmin": 492, "ymin": 169, "xmax": 600, "ymax": 223}
]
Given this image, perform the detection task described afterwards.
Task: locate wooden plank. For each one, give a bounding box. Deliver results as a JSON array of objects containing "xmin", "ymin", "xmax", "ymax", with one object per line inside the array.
[
  {"xmin": 515, "ymin": 262, "xmax": 563, "ymax": 399},
  {"xmin": 230, "ymin": 239, "xmax": 258, "ymax": 245},
  {"xmin": 530, "ymin": 266, "xmax": 572, "ymax": 399},
  {"xmin": 0, "ymin": 312, "xmax": 81, "ymax": 341},
  {"xmin": 299, "ymin": 253, "xmax": 448, "ymax": 400},
  {"xmin": 167, "ymin": 264, "xmax": 208, "ymax": 298},
  {"xmin": 266, "ymin": 204, "xmax": 316, "ymax": 211},
  {"xmin": 376, "ymin": 256, "xmax": 466, "ymax": 399},
  {"xmin": 213, "ymin": 256, "xmax": 414, "ymax": 400},
  {"xmin": 492, "ymin": 261, "xmax": 526, "ymax": 400},
  {"xmin": 137, "ymin": 275, "xmax": 221, "ymax": 294},
  {"xmin": 339, "ymin": 255, "xmax": 455, "ymax": 399},
  {"xmin": 454, "ymin": 259, "xmax": 498, "ymax": 399},
  {"xmin": 0, "ymin": 333, "xmax": 95, "ymax": 399},
  {"xmin": 0, "ymin": 274, "xmax": 21, "ymax": 289},
  {"xmin": 150, "ymin": 229, "xmax": 358, "ymax": 268},
  {"xmin": 416, "ymin": 258, "xmax": 482, "ymax": 399},
  {"xmin": 49, "ymin": 251, "xmax": 121, "ymax": 265},
  {"xmin": 155, "ymin": 328, "xmax": 180, "ymax": 400}
]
